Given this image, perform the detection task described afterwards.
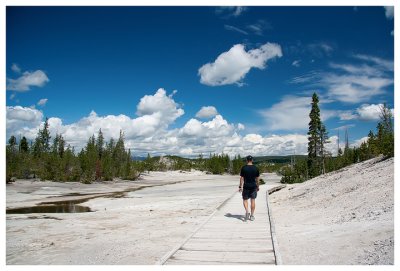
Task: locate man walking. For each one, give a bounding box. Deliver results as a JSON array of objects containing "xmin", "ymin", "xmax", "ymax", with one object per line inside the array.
[{"xmin": 239, "ymin": 155, "xmax": 260, "ymax": 221}]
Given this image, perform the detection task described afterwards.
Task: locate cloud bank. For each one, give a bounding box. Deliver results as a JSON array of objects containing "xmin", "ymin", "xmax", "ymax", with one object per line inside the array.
[{"xmin": 7, "ymin": 88, "xmax": 353, "ymax": 157}]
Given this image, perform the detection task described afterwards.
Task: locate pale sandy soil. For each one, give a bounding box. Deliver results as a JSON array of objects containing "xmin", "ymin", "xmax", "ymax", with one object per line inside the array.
[
  {"xmin": 7, "ymin": 170, "xmax": 267, "ymax": 264},
  {"xmin": 269, "ymin": 157, "xmax": 394, "ymax": 265}
]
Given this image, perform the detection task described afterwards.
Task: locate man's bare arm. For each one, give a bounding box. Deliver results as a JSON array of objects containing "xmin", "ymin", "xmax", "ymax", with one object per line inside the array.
[
  {"xmin": 256, "ymin": 176, "xmax": 260, "ymax": 191},
  {"xmin": 239, "ymin": 176, "xmax": 244, "ymax": 191}
]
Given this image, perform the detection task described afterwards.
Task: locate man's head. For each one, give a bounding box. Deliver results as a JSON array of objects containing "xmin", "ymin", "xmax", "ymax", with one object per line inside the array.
[{"xmin": 246, "ymin": 155, "xmax": 253, "ymax": 163}]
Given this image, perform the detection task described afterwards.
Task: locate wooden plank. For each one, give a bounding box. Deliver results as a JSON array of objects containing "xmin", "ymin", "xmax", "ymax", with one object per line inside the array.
[
  {"xmin": 192, "ymin": 236, "xmax": 271, "ymax": 242},
  {"xmin": 203, "ymin": 220, "xmax": 269, "ymax": 224},
  {"xmin": 198, "ymin": 229, "xmax": 269, "ymax": 233},
  {"xmin": 185, "ymin": 237, "xmax": 273, "ymax": 244},
  {"xmin": 171, "ymin": 250, "xmax": 275, "ymax": 264},
  {"xmin": 181, "ymin": 243, "xmax": 274, "ymax": 252},
  {"xmin": 193, "ymin": 232, "xmax": 269, "ymax": 239},
  {"xmin": 205, "ymin": 215, "xmax": 266, "ymax": 219},
  {"xmin": 197, "ymin": 227, "xmax": 270, "ymax": 232},
  {"xmin": 165, "ymin": 258, "xmax": 275, "ymax": 265},
  {"xmin": 207, "ymin": 220, "xmax": 269, "ymax": 224}
]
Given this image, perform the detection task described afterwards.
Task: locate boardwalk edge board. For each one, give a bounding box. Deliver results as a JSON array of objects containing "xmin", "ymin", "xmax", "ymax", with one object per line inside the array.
[{"xmin": 266, "ymin": 188, "xmax": 283, "ymax": 265}]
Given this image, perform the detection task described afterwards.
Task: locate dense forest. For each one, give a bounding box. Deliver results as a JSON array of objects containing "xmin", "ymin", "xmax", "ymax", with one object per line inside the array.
[{"xmin": 6, "ymin": 93, "xmax": 394, "ymax": 184}]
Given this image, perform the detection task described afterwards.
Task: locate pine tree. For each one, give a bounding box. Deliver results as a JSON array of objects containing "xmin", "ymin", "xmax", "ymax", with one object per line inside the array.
[
  {"xmin": 6, "ymin": 135, "xmax": 19, "ymax": 181},
  {"xmin": 114, "ymin": 130, "xmax": 126, "ymax": 176},
  {"xmin": 52, "ymin": 134, "xmax": 60, "ymax": 155},
  {"xmin": 319, "ymin": 123, "xmax": 330, "ymax": 174},
  {"xmin": 306, "ymin": 93, "xmax": 330, "ymax": 177},
  {"xmin": 377, "ymin": 104, "xmax": 394, "ymax": 157},
  {"xmin": 307, "ymin": 93, "xmax": 322, "ymax": 178},
  {"xmin": 20, "ymin": 136, "xmax": 29, "ymax": 152},
  {"xmin": 40, "ymin": 118, "xmax": 51, "ymax": 152},
  {"xmin": 96, "ymin": 128, "xmax": 104, "ymax": 159},
  {"xmin": 232, "ymin": 155, "xmax": 243, "ymax": 175},
  {"xmin": 344, "ymin": 128, "xmax": 349, "ymax": 150},
  {"xmin": 144, "ymin": 153, "xmax": 154, "ymax": 172},
  {"xmin": 8, "ymin": 135, "xmax": 17, "ymax": 150},
  {"xmin": 33, "ymin": 118, "xmax": 51, "ymax": 157},
  {"xmin": 79, "ymin": 135, "xmax": 98, "ymax": 183}
]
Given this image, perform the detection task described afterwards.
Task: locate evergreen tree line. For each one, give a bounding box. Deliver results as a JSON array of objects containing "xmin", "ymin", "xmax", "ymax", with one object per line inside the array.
[
  {"xmin": 6, "ymin": 118, "xmax": 247, "ymax": 183},
  {"xmin": 6, "ymin": 118, "xmax": 138, "ymax": 183},
  {"xmin": 280, "ymin": 93, "xmax": 394, "ymax": 184}
]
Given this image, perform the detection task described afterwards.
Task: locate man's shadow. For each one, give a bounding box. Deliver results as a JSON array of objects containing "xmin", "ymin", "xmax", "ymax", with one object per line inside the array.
[{"xmin": 225, "ymin": 213, "xmax": 245, "ymax": 221}]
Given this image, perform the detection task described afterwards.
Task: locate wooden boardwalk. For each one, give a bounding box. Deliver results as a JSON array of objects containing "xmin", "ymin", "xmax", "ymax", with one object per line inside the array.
[{"xmin": 159, "ymin": 183, "xmax": 280, "ymax": 265}]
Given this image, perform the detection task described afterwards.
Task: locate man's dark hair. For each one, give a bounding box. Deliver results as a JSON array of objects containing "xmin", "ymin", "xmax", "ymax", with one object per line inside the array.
[{"xmin": 246, "ymin": 155, "xmax": 253, "ymax": 162}]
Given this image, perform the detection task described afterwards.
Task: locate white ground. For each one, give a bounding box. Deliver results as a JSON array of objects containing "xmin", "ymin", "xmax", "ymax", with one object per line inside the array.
[
  {"xmin": 269, "ymin": 157, "xmax": 394, "ymax": 265},
  {"xmin": 6, "ymin": 159, "xmax": 394, "ymax": 265},
  {"xmin": 6, "ymin": 171, "xmax": 245, "ymax": 264}
]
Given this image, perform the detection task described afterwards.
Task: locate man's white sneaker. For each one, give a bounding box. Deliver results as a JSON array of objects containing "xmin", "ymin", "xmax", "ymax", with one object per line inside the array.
[{"xmin": 250, "ymin": 215, "xmax": 255, "ymax": 221}]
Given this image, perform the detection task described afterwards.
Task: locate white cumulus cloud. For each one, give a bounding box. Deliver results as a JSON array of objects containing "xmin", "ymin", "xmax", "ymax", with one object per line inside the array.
[
  {"xmin": 195, "ymin": 106, "xmax": 219, "ymax": 119},
  {"xmin": 7, "ymin": 70, "xmax": 50, "ymax": 91},
  {"xmin": 356, "ymin": 103, "xmax": 393, "ymax": 121},
  {"xmin": 180, "ymin": 118, "xmax": 204, "ymax": 136},
  {"xmin": 357, "ymin": 104, "xmax": 381, "ymax": 121},
  {"xmin": 6, "ymin": 106, "xmax": 44, "ymax": 140},
  {"xmin": 198, "ymin": 43, "xmax": 282, "ymax": 86},
  {"xmin": 6, "ymin": 89, "xmax": 185, "ymax": 150},
  {"xmin": 136, "ymin": 88, "xmax": 184, "ymax": 127}
]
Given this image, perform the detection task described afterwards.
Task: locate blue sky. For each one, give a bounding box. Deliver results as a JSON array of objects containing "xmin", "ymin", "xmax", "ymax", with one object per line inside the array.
[{"xmin": 6, "ymin": 6, "xmax": 394, "ymax": 157}]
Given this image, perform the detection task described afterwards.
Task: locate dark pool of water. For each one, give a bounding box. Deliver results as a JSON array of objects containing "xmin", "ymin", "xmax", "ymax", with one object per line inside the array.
[
  {"xmin": 6, "ymin": 199, "xmax": 92, "ymax": 214},
  {"xmin": 7, "ymin": 180, "xmax": 188, "ymax": 215}
]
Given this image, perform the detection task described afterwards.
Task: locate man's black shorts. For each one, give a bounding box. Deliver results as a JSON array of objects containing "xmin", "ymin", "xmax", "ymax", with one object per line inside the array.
[{"xmin": 242, "ymin": 188, "xmax": 257, "ymax": 200}]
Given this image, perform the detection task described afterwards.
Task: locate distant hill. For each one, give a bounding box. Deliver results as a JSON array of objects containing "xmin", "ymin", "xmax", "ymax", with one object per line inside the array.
[
  {"xmin": 132, "ymin": 156, "xmax": 146, "ymax": 161},
  {"xmin": 131, "ymin": 154, "xmax": 306, "ymax": 165},
  {"xmin": 253, "ymin": 155, "xmax": 307, "ymax": 164}
]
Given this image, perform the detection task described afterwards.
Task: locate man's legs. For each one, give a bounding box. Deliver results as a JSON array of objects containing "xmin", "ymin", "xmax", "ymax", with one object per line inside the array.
[
  {"xmin": 243, "ymin": 199, "xmax": 249, "ymax": 214},
  {"xmin": 250, "ymin": 198, "xmax": 256, "ymax": 216},
  {"xmin": 249, "ymin": 189, "xmax": 257, "ymax": 221},
  {"xmin": 243, "ymin": 199, "xmax": 249, "ymax": 221}
]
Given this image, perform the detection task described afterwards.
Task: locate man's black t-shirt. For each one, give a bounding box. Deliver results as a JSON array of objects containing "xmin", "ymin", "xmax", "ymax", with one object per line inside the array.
[{"xmin": 240, "ymin": 165, "xmax": 260, "ymax": 189}]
